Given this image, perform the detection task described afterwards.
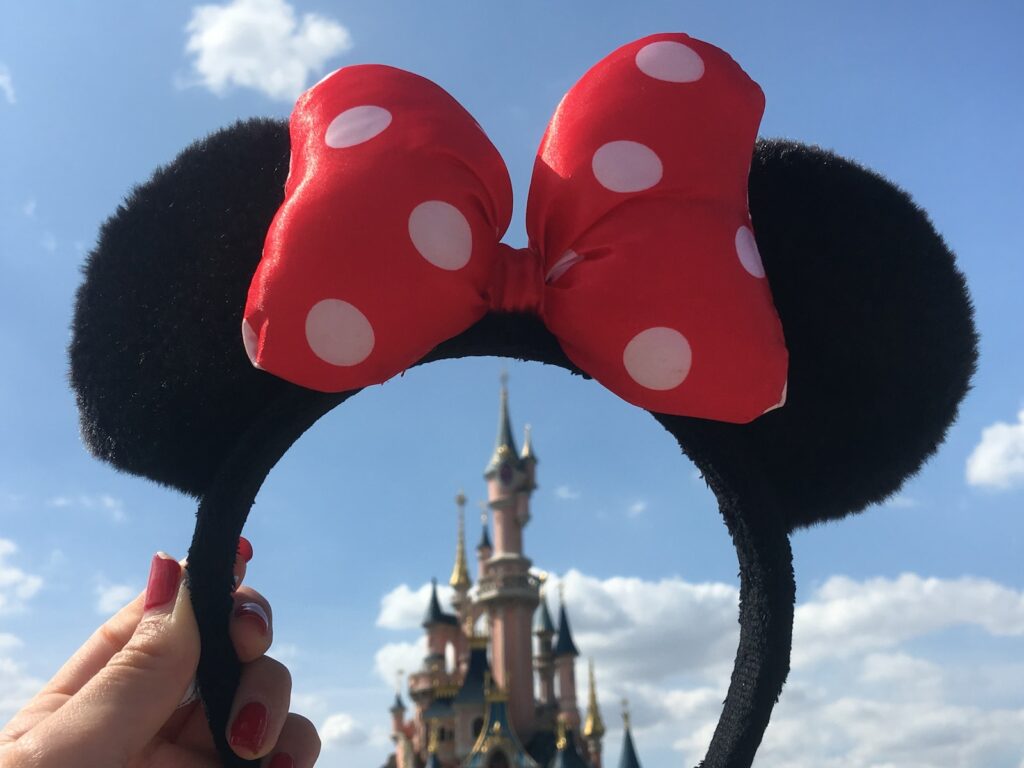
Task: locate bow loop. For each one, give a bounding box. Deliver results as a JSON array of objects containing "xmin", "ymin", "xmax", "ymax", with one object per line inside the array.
[{"xmin": 245, "ymin": 64, "xmax": 513, "ymax": 392}]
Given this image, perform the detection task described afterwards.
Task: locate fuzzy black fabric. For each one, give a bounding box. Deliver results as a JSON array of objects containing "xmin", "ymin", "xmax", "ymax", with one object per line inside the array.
[
  {"xmin": 70, "ymin": 118, "xmax": 297, "ymax": 497},
  {"xmin": 69, "ymin": 122, "xmax": 977, "ymax": 768}
]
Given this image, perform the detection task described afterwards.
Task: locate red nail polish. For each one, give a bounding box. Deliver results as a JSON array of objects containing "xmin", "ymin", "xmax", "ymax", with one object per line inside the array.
[
  {"xmin": 234, "ymin": 601, "xmax": 270, "ymax": 635},
  {"xmin": 269, "ymin": 754, "xmax": 295, "ymax": 768},
  {"xmin": 229, "ymin": 701, "xmax": 269, "ymax": 754},
  {"xmin": 237, "ymin": 536, "xmax": 254, "ymax": 563},
  {"xmin": 144, "ymin": 554, "xmax": 181, "ymax": 612}
]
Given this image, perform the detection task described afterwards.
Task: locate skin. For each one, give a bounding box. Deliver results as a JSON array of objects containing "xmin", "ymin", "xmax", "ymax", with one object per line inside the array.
[{"xmin": 0, "ymin": 548, "xmax": 320, "ymax": 768}]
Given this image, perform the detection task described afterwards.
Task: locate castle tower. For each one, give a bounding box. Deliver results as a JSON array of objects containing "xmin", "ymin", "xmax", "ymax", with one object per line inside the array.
[
  {"xmin": 554, "ymin": 585, "xmax": 581, "ymax": 732},
  {"xmin": 390, "ymin": 690, "xmax": 407, "ymax": 738},
  {"xmin": 583, "ymin": 660, "xmax": 606, "ymax": 768},
  {"xmin": 477, "ymin": 376, "xmax": 541, "ymax": 738},
  {"xmin": 533, "ymin": 583, "xmax": 557, "ymax": 711}
]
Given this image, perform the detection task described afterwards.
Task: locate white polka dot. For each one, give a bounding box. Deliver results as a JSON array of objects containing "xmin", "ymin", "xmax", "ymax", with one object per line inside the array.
[
  {"xmin": 305, "ymin": 299, "xmax": 375, "ymax": 366},
  {"xmin": 592, "ymin": 141, "xmax": 663, "ymax": 193},
  {"xmin": 408, "ymin": 201, "xmax": 473, "ymax": 270},
  {"xmin": 623, "ymin": 327, "xmax": 692, "ymax": 391},
  {"xmin": 545, "ymin": 250, "xmax": 583, "ymax": 283},
  {"xmin": 735, "ymin": 225, "xmax": 765, "ymax": 278},
  {"xmin": 635, "ymin": 41, "xmax": 705, "ymax": 83},
  {"xmin": 762, "ymin": 381, "xmax": 788, "ymax": 414},
  {"xmin": 241, "ymin": 319, "xmax": 260, "ymax": 368},
  {"xmin": 325, "ymin": 105, "xmax": 393, "ymax": 149}
]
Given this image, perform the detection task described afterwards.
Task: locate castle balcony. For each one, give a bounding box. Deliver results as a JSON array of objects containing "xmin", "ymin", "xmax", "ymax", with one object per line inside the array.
[{"xmin": 476, "ymin": 567, "xmax": 542, "ymax": 606}]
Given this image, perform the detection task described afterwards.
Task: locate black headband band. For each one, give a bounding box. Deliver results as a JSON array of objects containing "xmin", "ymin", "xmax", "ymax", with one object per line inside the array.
[{"xmin": 70, "ymin": 120, "xmax": 977, "ymax": 768}]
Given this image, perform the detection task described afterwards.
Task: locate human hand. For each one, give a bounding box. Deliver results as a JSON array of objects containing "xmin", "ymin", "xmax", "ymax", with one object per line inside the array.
[{"xmin": 0, "ymin": 539, "xmax": 320, "ymax": 767}]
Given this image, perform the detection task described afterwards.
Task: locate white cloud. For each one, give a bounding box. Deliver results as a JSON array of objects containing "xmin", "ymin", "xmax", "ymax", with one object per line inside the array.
[
  {"xmin": 321, "ymin": 712, "xmax": 369, "ymax": 747},
  {"xmin": 627, "ymin": 500, "xmax": 647, "ymax": 517},
  {"xmin": 967, "ymin": 409, "xmax": 1024, "ymax": 490},
  {"xmin": 21, "ymin": 198, "xmax": 36, "ymax": 217},
  {"xmin": 374, "ymin": 638, "xmax": 426, "ymax": 688},
  {"xmin": 94, "ymin": 583, "xmax": 138, "ymax": 616},
  {"xmin": 0, "ymin": 539, "xmax": 43, "ymax": 615},
  {"xmin": 47, "ymin": 493, "xmax": 127, "ymax": 523},
  {"xmin": 184, "ymin": 0, "xmax": 353, "ymax": 101},
  {"xmin": 554, "ymin": 485, "xmax": 581, "ymax": 501},
  {"xmin": 374, "ymin": 569, "xmax": 1024, "ymax": 767},
  {"xmin": 0, "ymin": 63, "xmax": 14, "ymax": 105},
  {"xmin": 40, "ymin": 232, "xmax": 57, "ymax": 253},
  {"xmin": 376, "ymin": 581, "xmax": 453, "ymax": 630},
  {"xmin": 793, "ymin": 573, "xmax": 1024, "ymax": 667}
]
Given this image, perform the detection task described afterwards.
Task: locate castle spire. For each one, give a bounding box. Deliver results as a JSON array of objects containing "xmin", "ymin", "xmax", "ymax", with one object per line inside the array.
[
  {"xmin": 618, "ymin": 700, "xmax": 642, "ymax": 768},
  {"xmin": 485, "ymin": 372, "xmax": 519, "ymax": 476},
  {"xmin": 521, "ymin": 424, "xmax": 537, "ymax": 462},
  {"xmin": 449, "ymin": 491, "xmax": 471, "ymax": 590},
  {"xmin": 554, "ymin": 583, "xmax": 581, "ymax": 658},
  {"xmin": 583, "ymin": 659, "xmax": 606, "ymax": 740}
]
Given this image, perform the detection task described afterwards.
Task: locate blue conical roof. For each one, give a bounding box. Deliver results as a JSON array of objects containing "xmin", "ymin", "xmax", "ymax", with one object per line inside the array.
[
  {"xmin": 422, "ymin": 578, "xmax": 458, "ymax": 628},
  {"xmin": 554, "ymin": 602, "xmax": 580, "ymax": 658}
]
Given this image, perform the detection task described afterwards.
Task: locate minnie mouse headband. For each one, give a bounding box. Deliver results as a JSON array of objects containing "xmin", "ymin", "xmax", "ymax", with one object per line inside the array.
[
  {"xmin": 70, "ymin": 33, "xmax": 977, "ymax": 768},
  {"xmin": 245, "ymin": 34, "xmax": 788, "ymax": 421}
]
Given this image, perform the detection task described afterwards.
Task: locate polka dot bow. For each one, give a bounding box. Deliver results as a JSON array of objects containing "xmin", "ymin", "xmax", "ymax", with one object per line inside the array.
[{"xmin": 243, "ymin": 33, "xmax": 789, "ymax": 422}]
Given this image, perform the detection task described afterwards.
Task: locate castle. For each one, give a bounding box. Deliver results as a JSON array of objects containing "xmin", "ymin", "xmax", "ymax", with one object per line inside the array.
[{"xmin": 384, "ymin": 380, "xmax": 644, "ymax": 768}]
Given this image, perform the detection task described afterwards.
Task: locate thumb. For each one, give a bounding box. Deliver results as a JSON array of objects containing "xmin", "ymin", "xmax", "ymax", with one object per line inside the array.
[{"xmin": 27, "ymin": 553, "xmax": 200, "ymax": 766}]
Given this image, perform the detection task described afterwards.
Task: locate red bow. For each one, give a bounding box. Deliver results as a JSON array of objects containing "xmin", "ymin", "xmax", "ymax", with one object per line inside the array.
[{"xmin": 243, "ymin": 33, "xmax": 788, "ymax": 421}]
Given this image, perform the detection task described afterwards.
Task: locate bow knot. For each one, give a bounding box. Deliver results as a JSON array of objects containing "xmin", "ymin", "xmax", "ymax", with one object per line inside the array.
[
  {"xmin": 243, "ymin": 34, "xmax": 789, "ymax": 421},
  {"xmin": 487, "ymin": 244, "xmax": 546, "ymax": 316}
]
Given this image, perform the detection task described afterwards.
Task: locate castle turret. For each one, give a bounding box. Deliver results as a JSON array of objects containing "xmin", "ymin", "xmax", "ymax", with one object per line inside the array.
[
  {"xmin": 476, "ymin": 507, "xmax": 492, "ymax": 579},
  {"xmin": 422, "ymin": 578, "xmax": 459, "ymax": 673},
  {"xmin": 533, "ymin": 584, "xmax": 557, "ymax": 710},
  {"xmin": 477, "ymin": 376, "xmax": 541, "ymax": 737},
  {"xmin": 390, "ymin": 690, "xmax": 407, "ymax": 738},
  {"xmin": 583, "ymin": 660, "xmax": 606, "ymax": 768},
  {"xmin": 554, "ymin": 585, "xmax": 581, "ymax": 732},
  {"xmin": 520, "ymin": 424, "xmax": 538, "ymax": 491},
  {"xmin": 617, "ymin": 702, "xmax": 642, "ymax": 768}
]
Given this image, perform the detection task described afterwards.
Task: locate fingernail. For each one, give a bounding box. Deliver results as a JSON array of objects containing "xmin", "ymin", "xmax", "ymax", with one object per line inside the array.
[
  {"xmin": 237, "ymin": 536, "xmax": 254, "ymax": 563},
  {"xmin": 269, "ymin": 754, "xmax": 295, "ymax": 768},
  {"xmin": 234, "ymin": 601, "xmax": 269, "ymax": 635},
  {"xmin": 229, "ymin": 701, "xmax": 269, "ymax": 754},
  {"xmin": 144, "ymin": 554, "xmax": 182, "ymax": 612}
]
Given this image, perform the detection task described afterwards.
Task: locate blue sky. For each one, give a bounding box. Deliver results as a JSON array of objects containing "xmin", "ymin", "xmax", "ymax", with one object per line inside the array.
[{"xmin": 2, "ymin": 2, "xmax": 1023, "ymax": 766}]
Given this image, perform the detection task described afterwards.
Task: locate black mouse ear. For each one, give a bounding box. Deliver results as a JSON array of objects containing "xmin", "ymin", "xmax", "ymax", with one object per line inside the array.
[
  {"xmin": 664, "ymin": 140, "xmax": 978, "ymax": 529},
  {"xmin": 70, "ymin": 118, "xmax": 299, "ymax": 497}
]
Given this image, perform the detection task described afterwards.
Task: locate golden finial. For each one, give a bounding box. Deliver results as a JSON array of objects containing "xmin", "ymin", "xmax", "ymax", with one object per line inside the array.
[
  {"xmin": 500, "ymin": 369, "xmax": 509, "ymax": 388},
  {"xmin": 583, "ymin": 659, "xmax": 606, "ymax": 739},
  {"xmin": 556, "ymin": 717, "xmax": 568, "ymax": 750},
  {"xmin": 450, "ymin": 491, "xmax": 471, "ymax": 590},
  {"xmin": 521, "ymin": 423, "xmax": 536, "ymax": 461},
  {"xmin": 536, "ymin": 570, "xmax": 549, "ymax": 596},
  {"xmin": 558, "ymin": 579, "xmax": 566, "ymax": 606},
  {"xmin": 395, "ymin": 669, "xmax": 404, "ymax": 695},
  {"xmin": 621, "ymin": 698, "xmax": 631, "ymax": 730}
]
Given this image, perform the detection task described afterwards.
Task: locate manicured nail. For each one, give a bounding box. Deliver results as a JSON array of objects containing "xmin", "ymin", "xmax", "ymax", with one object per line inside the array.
[
  {"xmin": 144, "ymin": 554, "xmax": 182, "ymax": 612},
  {"xmin": 229, "ymin": 701, "xmax": 269, "ymax": 753},
  {"xmin": 234, "ymin": 601, "xmax": 270, "ymax": 635},
  {"xmin": 237, "ymin": 536, "xmax": 254, "ymax": 563},
  {"xmin": 269, "ymin": 753, "xmax": 295, "ymax": 768}
]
